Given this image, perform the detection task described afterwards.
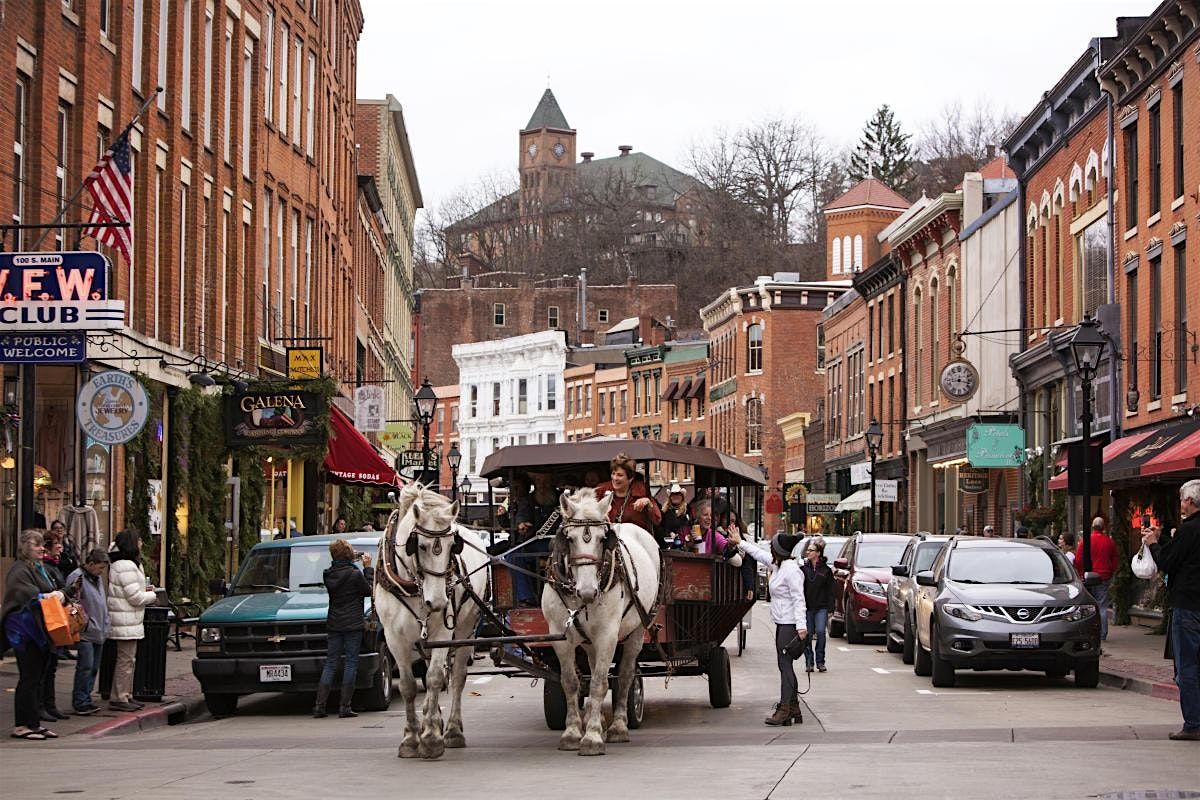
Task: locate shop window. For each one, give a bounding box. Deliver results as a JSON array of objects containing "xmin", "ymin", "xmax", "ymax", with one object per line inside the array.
[{"xmin": 747, "ymin": 324, "xmax": 763, "ymax": 372}]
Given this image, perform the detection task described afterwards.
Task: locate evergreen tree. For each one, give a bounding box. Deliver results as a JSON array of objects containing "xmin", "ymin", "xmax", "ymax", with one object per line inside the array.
[{"xmin": 848, "ymin": 105, "xmax": 914, "ymax": 195}]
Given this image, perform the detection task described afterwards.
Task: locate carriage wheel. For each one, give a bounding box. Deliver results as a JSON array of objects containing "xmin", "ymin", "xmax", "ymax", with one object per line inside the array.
[
  {"xmin": 737, "ymin": 622, "xmax": 747, "ymax": 656},
  {"xmin": 707, "ymin": 646, "xmax": 732, "ymax": 708},
  {"xmin": 614, "ymin": 673, "xmax": 645, "ymax": 730},
  {"xmin": 543, "ymin": 680, "xmax": 568, "ymax": 731}
]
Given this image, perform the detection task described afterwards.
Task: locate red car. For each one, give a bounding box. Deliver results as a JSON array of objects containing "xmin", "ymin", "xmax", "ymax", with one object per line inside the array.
[{"xmin": 830, "ymin": 533, "xmax": 912, "ymax": 644}]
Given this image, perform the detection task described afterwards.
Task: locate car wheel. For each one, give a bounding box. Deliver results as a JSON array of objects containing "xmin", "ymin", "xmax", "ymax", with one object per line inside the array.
[
  {"xmin": 930, "ymin": 626, "xmax": 956, "ymax": 688},
  {"xmin": 358, "ymin": 643, "xmax": 394, "ymax": 712},
  {"xmin": 1074, "ymin": 658, "xmax": 1100, "ymax": 688},
  {"xmin": 901, "ymin": 614, "xmax": 916, "ymax": 665},
  {"xmin": 913, "ymin": 626, "xmax": 932, "ymax": 677},
  {"xmin": 846, "ymin": 609, "xmax": 865, "ymax": 644},
  {"xmin": 204, "ymin": 692, "xmax": 238, "ymax": 717},
  {"xmin": 829, "ymin": 615, "xmax": 845, "ymax": 639},
  {"xmin": 885, "ymin": 610, "xmax": 903, "ymax": 653}
]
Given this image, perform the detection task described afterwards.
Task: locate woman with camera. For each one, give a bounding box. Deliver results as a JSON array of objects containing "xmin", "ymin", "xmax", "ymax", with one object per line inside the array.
[
  {"xmin": 726, "ymin": 528, "xmax": 807, "ymax": 726},
  {"xmin": 314, "ymin": 539, "xmax": 374, "ymax": 719}
]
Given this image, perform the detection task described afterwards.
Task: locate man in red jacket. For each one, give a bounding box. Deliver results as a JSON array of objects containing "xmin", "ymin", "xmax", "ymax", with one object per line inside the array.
[{"xmin": 1076, "ymin": 516, "xmax": 1119, "ymax": 641}]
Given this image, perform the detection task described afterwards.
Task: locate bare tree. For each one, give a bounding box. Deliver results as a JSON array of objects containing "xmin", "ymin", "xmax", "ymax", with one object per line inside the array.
[{"xmin": 912, "ymin": 99, "xmax": 1019, "ymax": 196}]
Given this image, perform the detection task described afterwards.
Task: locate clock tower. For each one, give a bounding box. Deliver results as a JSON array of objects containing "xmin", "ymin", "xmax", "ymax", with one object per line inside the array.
[{"xmin": 519, "ymin": 88, "xmax": 576, "ymax": 216}]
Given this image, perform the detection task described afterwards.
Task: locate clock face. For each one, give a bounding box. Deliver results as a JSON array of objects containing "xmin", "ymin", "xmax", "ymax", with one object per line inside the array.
[
  {"xmin": 527, "ymin": 143, "xmax": 538, "ymax": 158},
  {"xmin": 552, "ymin": 142, "xmax": 565, "ymax": 158},
  {"xmin": 940, "ymin": 360, "xmax": 979, "ymax": 401}
]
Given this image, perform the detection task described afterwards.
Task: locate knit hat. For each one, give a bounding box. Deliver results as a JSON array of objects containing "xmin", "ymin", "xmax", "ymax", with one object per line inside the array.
[{"xmin": 770, "ymin": 533, "xmax": 801, "ymax": 559}]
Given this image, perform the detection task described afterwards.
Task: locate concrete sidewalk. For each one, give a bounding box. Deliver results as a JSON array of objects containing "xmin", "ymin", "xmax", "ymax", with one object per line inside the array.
[
  {"xmin": 1, "ymin": 639, "xmax": 204, "ymax": 741},
  {"xmin": 1099, "ymin": 619, "xmax": 1179, "ymax": 702}
]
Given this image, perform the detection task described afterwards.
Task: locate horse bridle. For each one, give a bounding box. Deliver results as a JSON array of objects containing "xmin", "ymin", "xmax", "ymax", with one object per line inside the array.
[
  {"xmin": 379, "ymin": 517, "xmax": 466, "ymax": 634},
  {"xmin": 405, "ymin": 520, "xmax": 463, "ymax": 579},
  {"xmin": 554, "ymin": 517, "xmax": 617, "ymax": 594}
]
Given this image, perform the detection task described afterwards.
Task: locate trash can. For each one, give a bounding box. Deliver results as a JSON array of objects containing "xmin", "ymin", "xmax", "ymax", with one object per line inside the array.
[{"xmin": 97, "ymin": 607, "xmax": 171, "ymax": 702}]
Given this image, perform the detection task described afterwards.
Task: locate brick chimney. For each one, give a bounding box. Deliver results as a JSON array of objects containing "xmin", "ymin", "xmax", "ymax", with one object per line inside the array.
[
  {"xmin": 618, "ymin": 145, "xmax": 632, "ymax": 157},
  {"xmin": 581, "ymin": 151, "xmax": 594, "ymax": 162}
]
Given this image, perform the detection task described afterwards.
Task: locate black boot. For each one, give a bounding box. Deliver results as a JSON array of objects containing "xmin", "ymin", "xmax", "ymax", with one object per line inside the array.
[
  {"xmin": 338, "ymin": 684, "xmax": 357, "ymax": 718},
  {"xmin": 313, "ymin": 685, "xmax": 330, "ymax": 719}
]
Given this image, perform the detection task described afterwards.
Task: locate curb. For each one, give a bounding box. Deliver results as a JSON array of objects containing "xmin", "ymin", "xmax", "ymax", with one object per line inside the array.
[
  {"xmin": 1099, "ymin": 668, "xmax": 1179, "ymax": 702},
  {"xmin": 79, "ymin": 695, "xmax": 206, "ymax": 738}
]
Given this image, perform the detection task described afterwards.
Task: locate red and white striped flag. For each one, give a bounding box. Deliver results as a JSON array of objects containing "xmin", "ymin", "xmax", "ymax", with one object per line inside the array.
[{"xmin": 82, "ymin": 131, "xmax": 134, "ymax": 261}]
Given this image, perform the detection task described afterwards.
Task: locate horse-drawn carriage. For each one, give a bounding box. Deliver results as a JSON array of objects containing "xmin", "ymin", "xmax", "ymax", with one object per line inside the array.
[
  {"xmin": 477, "ymin": 440, "xmax": 763, "ymax": 731},
  {"xmin": 374, "ymin": 439, "xmax": 764, "ymax": 759}
]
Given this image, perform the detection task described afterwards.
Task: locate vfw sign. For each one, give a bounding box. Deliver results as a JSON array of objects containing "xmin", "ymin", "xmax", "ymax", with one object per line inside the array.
[{"xmin": 0, "ymin": 252, "xmax": 124, "ymax": 331}]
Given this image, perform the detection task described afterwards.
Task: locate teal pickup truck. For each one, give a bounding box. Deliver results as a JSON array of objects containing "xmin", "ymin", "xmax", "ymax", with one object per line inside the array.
[{"xmin": 192, "ymin": 534, "xmax": 395, "ymax": 717}]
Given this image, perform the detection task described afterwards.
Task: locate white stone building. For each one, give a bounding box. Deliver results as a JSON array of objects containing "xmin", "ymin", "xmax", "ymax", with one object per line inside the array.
[{"xmin": 453, "ymin": 329, "xmax": 567, "ymax": 490}]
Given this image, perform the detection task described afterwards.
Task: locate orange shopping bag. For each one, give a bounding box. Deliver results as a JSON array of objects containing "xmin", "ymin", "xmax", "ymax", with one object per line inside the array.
[{"xmin": 39, "ymin": 594, "xmax": 82, "ymax": 647}]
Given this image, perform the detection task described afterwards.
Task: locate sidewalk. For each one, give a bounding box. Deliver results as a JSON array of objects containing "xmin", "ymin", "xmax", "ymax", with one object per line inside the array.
[
  {"xmin": 1099, "ymin": 619, "xmax": 1179, "ymax": 702},
  {"xmin": 0, "ymin": 639, "xmax": 204, "ymax": 741}
]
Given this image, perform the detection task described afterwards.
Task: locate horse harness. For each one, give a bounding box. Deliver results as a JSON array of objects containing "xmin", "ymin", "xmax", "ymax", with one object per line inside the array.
[{"xmin": 376, "ymin": 518, "xmax": 470, "ymax": 637}]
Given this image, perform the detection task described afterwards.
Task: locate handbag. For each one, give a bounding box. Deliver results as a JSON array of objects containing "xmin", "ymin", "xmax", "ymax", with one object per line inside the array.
[
  {"xmin": 781, "ymin": 633, "xmax": 805, "ymax": 660},
  {"xmin": 1131, "ymin": 542, "xmax": 1157, "ymax": 580},
  {"xmin": 39, "ymin": 594, "xmax": 85, "ymax": 647}
]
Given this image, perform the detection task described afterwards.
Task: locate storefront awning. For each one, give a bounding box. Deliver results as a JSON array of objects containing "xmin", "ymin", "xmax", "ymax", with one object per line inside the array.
[
  {"xmin": 323, "ymin": 406, "xmax": 400, "ymax": 488},
  {"xmin": 1047, "ymin": 417, "xmax": 1200, "ymax": 489},
  {"xmin": 1133, "ymin": 419, "xmax": 1200, "ymax": 479},
  {"xmin": 1048, "ymin": 431, "xmax": 1148, "ymax": 491},
  {"xmin": 835, "ymin": 488, "xmax": 872, "ymax": 512}
]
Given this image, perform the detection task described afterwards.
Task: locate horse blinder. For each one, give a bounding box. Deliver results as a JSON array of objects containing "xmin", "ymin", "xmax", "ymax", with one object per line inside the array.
[{"xmin": 405, "ymin": 535, "xmax": 418, "ymax": 557}]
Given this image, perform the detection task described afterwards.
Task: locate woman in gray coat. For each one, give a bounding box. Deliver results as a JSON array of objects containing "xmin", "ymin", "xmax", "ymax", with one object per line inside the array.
[{"xmin": 65, "ymin": 549, "xmax": 110, "ymax": 715}]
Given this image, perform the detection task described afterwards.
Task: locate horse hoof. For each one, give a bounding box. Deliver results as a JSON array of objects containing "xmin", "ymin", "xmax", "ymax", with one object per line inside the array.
[
  {"xmin": 419, "ymin": 740, "xmax": 445, "ymax": 760},
  {"xmin": 398, "ymin": 742, "xmax": 420, "ymax": 759},
  {"xmin": 557, "ymin": 734, "xmax": 581, "ymax": 751},
  {"xmin": 605, "ymin": 726, "xmax": 629, "ymax": 743},
  {"xmin": 444, "ymin": 731, "xmax": 466, "ymax": 749},
  {"xmin": 578, "ymin": 738, "xmax": 606, "ymax": 756}
]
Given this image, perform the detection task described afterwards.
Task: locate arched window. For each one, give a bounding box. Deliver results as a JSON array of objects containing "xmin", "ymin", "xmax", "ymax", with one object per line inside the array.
[
  {"xmin": 842, "ymin": 236, "xmax": 851, "ymax": 271},
  {"xmin": 832, "ymin": 236, "xmax": 841, "ymax": 274},
  {"xmin": 747, "ymin": 323, "xmax": 763, "ymax": 372},
  {"xmin": 914, "ymin": 288, "xmax": 923, "ymax": 405},
  {"xmin": 853, "ymin": 235, "xmax": 863, "ymax": 271},
  {"xmin": 930, "ymin": 278, "xmax": 940, "ymax": 399},
  {"xmin": 745, "ymin": 397, "xmax": 763, "ymax": 454},
  {"xmin": 947, "ymin": 265, "xmax": 958, "ymax": 340}
]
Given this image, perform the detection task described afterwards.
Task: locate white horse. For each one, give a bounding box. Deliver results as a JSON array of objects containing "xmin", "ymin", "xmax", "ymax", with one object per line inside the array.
[
  {"xmin": 542, "ymin": 488, "xmax": 662, "ymax": 756},
  {"xmin": 375, "ymin": 484, "xmax": 489, "ymax": 760}
]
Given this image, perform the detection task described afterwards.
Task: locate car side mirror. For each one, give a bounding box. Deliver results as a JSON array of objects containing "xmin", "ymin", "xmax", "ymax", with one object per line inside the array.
[
  {"xmin": 892, "ymin": 564, "xmax": 910, "ymax": 578},
  {"xmin": 834, "ymin": 558, "xmax": 849, "ymax": 570},
  {"xmin": 208, "ymin": 578, "xmax": 228, "ymax": 597},
  {"xmin": 1082, "ymin": 571, "xmax": 1102, "ymax": 588},
  {"xmin": 915, "ymin": 571, "xmax": 937, "ymax": 587}
]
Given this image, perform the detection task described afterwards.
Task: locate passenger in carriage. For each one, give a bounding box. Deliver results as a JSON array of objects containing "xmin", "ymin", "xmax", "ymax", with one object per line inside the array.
[
  {"xmin": 684, "ymin": 501, "xmax": 742, "ymax": 567},
  {"xmin": 595, "ymin": 453, "xmax": 663, "ymax": 534},
  {"xmin": 660, "ymin": 482, "xmax": 692, "ymax": 549},
  {"xmin": 511, "ymin": 472, "xmax": 560, "ymax": 607}
]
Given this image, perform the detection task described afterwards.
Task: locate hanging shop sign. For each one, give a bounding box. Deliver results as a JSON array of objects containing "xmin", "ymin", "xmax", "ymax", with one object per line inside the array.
[
  {"xmin": 805, "ymin": 493, "xmax": 842, "ymax": 514},
  {"xmin": 875, "ymin": 479, "xmax": 899, "ymax": 502},
  {"xmin": 958, "ymin": 467, "xmax": 990, "ymax": 494},
  {"xmin": 286, "ymin": 347, "xmax": 323, "ymax": 380},
  {"xmin": 354, "ymin": 385, "xmax": 385, "ymax": 432},
  {"xmin": 967, "ymin": 423, "xmax": 1025, "ymax": 468},
  {"xmin": 0, "ymin": 251, "xmax": 124, "ymax": 332},
  {"xmin": 0, "ymin": 332, "xmax": 86, "ymax": 363},
  {"xmin": 850, "ymin": 461, "xmax": 872, "ymax": 486},
  {"xmin": 76, "ymin": 370, "xmax": 150, "ymax": 445},
  {"xmin": 378, "ymin": 422, "xmax": 414, "ymax": 451},
  {"xmin": 225, "ymin": 390, "xmax": 326, "ymax": 447}
]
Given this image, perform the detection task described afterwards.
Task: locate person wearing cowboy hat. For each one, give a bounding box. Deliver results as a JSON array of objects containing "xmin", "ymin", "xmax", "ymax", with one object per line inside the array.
[
  {"xmin": 726, "ymin": 528, "xmax": 808, "ymax": 727},
  {"xmin": 660, "ymin": 481, "xmax": 692, "ymax": 549}
]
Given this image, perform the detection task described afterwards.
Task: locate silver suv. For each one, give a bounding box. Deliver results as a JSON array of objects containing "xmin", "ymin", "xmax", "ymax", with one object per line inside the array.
[
  {"xmin": 886, "ymin": 534, "xmax": 950, "ymax": 664},
  {"xmin": 912, "ymin": 537, "xmax": 1102, "ymax": 688}
]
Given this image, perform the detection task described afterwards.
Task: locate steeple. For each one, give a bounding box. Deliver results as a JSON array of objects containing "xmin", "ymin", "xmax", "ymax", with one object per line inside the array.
[{"xmin": 523, "ymin": 88, "xmax": 570, "ymax": 132}]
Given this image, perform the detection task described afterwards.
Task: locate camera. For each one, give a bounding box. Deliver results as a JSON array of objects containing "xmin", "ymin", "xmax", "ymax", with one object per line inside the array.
[{"xmin": 353, "ymin": 551, "xmax": 365, "ymax": 561}]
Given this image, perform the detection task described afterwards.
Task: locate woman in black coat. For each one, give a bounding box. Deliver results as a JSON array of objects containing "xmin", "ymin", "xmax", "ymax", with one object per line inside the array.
[
  {"xmin": 800, "ymin": 537, "xmax": 835, "ymax": 673},
  {"xmin": 313, "ymin": 539, "xmax": 375, "ymax": 719}
]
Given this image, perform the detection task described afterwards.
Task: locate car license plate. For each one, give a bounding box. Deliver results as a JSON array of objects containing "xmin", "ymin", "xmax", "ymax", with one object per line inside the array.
[
  {"xmin": 259, "ymin": 664, "xmax": 292, "ymax": 682},
  {"xmin": 1010, "ymin": 633, "xmax": 1040, "ymax": 649}
]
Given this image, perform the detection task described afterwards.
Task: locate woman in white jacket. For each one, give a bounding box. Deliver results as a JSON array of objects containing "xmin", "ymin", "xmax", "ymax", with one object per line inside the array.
[
  {"xmin": 728, "ymin": 529, "xmax": 807, "ymax": 726},
  {"xmin": 106, "ymin": 530, "xmax": 157, "ymax": 712}
]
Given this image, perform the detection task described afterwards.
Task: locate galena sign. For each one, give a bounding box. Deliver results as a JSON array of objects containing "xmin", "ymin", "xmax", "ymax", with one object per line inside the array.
[
  {"xmin": 225, "ymin": 390, "xmax": 326, "ymax": 447},
  {"xmin": 0, "ymin": 251, "xmax": 125, "ymax": 331}
]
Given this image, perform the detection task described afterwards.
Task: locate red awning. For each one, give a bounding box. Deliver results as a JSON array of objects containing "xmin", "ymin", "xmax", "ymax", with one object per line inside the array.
[
  {"xmin": 672, "ymin": 378, "xmax": 692, "ymax": 400},
  {"xmin": 1047, "ymin": 430, "xmax": 1153, "ymax": 490},
  {"xmin": 686, "ymin": 376, "xmax": 706, "ymax": 399},
  {"xmin": 323, "ymin": 406, "xmax": 400, "ymax": 487},
  {"xmin": 1140, "ymin": 426, "xmax": 1200, "ymax": 478},
  {"xmin": 661, "ymin": 381, "xmax": 678, "ymax": 400}
]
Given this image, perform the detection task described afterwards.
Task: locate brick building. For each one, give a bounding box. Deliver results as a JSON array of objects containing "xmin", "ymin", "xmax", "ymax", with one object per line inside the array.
[
  {"xmin": 564, "ymin": 364, "xmax": 598, "ymax": 441},
  {"xmin": 823, "ymin": 178, "xmax": 910, "ymax": 281},
  {"xmin": 431, "ymin": 384, "xmax": 460, "ymax": 495},
  {"xmin": 414, "ymin": 278, "xmax": 677, "ymax": 383},
  {"xmin": 701, "ymin": 275, "xmax": 847, "ymax": 525}
]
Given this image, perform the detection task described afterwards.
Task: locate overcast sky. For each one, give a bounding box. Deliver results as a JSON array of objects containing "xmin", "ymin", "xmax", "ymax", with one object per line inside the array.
[{"xmin": 357, "ymin": 0, "xmax": 1157, "ymax": 214}]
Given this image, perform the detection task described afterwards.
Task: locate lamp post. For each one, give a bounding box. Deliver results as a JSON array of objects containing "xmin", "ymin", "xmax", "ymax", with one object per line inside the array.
[
  {"xmin": 1070, "ymin": 317, "xmax": 1107, "ymax": 574},
  {"xmin": 865, "ymin": 419, "xmax": 884, "ymax": 534},
  {"xmin": 459, "ymin": 475, "xmax": 471, "ymax": 521},
  {"xmin": 413, "ymin": 378, "xmax": 438, "ymax": 488},
  {"xmin": 446, "ymin": 442, "xmax": 462, "ymax": 500}
]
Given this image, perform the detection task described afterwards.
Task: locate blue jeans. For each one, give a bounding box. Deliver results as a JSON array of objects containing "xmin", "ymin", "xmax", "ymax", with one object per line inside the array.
[
  {"xmin": 1171, "ymin": 607, "xmax": 1200, "ymax": 731},
  {"xmin": 319, "ymin": 630, "xmax": 364, "ymax": 691},
  {"xmin": 510, "ymin": 537, "xmax": 549, "ymax": 606},
  {"xmin": 72, "ymin": 640, "xmax": 102, "ymax": 710},
  {"xmin": 1092, "ymin": 580, "xmax": 1111, "ymax": 641},
  {"xmin": 804, "ymin": 608, "xmax": 829, "ymax": 669}
]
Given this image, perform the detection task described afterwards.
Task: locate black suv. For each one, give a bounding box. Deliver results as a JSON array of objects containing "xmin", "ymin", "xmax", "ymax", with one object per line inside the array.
[{"xmin": 912, "ymin": 536, "xmax": 1102, "ymax": 688}]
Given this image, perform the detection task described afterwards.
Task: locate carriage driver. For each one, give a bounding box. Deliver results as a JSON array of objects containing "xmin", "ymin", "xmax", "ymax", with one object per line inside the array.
[
  {"xmin": 595, "ymin": 453, "xmax": 663, "ymax": 533},
  {"xmin": 511, "ymin": 471, "xmax": 560, "ymax": 607}
]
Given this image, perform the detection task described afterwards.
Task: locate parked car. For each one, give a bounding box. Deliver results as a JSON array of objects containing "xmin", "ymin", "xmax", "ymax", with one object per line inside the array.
[
  {"xmin": 830, "ymin": 533, "xmax": 911, "ymax": 643},
  {"xmin": 911, "ymin": 536, "xmax": 1102, "ymax": 688},
  {"xmin": 886, "ymin": 534, "xmax": 950, "ymax": 663},
  {"xmin": 192, "ymin": 534, "xmax": 396, "ymax": 717}
]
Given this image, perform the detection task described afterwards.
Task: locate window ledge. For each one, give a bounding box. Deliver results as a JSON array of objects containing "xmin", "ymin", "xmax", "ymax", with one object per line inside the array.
[
  {"xmin": 1147, "ymin": 399, "xmax": 1162, "ymax": 412},
  {"xmin": 62, "ymin": 6, "xmax": 80, "ymax": 26},
  {"xmin": 1172, "ymin": 196, "xmax": 1186, "ymax": 212},
  {"xmin": 744, "ymin": 370, "xmax": 764, "ymax": 377},
  {"xmin": 100, "ymin": 36, "xmax": 116, "ymax": 55},
  {"xmin": 1172, "ymin": 392, "xmax": 1188, "ymax": 405},
  {"xmin": 1124, "ymin": 227, "xmax": 1139, "ymax": 241},
  {"xmin": 1148, "ymin": 212, "xmax": 1162, "ymax": 228}
]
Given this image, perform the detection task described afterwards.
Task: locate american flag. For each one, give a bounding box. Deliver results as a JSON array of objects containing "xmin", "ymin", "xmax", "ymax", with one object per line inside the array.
[{"xmin": 83, "ymin": 131, "xmax": 134, "ymax": 261}]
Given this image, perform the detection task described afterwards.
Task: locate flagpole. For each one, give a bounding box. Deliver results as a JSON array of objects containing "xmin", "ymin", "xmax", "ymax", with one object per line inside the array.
[{"xmin": 32, "ymin": 86, "xmax": 162, "ymax": 251}]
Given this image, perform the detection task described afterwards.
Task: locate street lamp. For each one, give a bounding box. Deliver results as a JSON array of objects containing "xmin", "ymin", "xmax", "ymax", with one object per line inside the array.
[
  {"xmin": 413, "ymin": 378, "xmax": 438, "ymax": 488},
  {"xmin": 446, "ymin": 442, "xmax": 462, "ymax": 500},
  {"xmin": 1070, "ymin": 317, "xmax": 1106, "ymax": 574},
  {"xmin": 865, "ymin": 419, "xmax": 884, "ymax": 534},
  {"xmin": 458, "ymin": 475, "xmax": 471, "ymax": 521}
]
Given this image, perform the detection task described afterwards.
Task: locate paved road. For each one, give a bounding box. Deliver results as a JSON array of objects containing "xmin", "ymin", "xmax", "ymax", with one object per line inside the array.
[{"xmin": 3, "ymin": 603, "xmax": 1197, "ymax": 799}]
